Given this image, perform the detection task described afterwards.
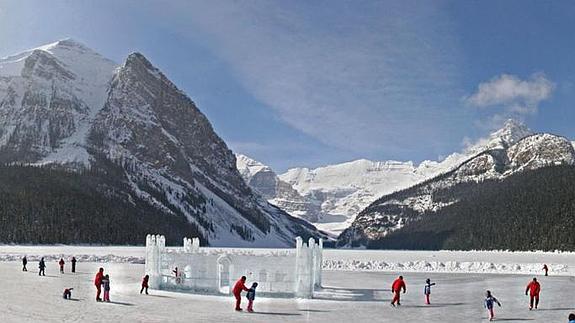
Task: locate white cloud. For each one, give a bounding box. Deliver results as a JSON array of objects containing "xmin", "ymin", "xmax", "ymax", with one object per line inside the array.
[{"xmin": 466, "ymin": 73, "xmax": 555, "ymax": 115}]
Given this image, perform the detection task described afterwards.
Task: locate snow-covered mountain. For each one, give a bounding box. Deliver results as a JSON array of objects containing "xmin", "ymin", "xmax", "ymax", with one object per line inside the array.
[
  {"xmin": 338, "ymin": 130, "xmax": 575, "ymax": 248},
  {"xmin": 0, "ymin": 40, "xmax": 323, "ymax": 247},
  {"xmin": 237, "ymin": 120, "xmax": 536, "ymax": 235}
]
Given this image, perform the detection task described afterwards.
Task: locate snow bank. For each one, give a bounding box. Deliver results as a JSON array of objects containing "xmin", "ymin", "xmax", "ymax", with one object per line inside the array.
[
  {"xmin": 322, "ymin": 259, "xmax": 569, "ymax": 276},
  {"xmin": 0, "ymin": 254, "xmax": 144, "ymax": 264}
]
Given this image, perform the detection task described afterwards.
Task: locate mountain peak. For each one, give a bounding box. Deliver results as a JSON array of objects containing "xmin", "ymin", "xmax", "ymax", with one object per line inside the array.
[{"xmin": 488, "ymin": 119, "xmax": 532, "ymax": 148}]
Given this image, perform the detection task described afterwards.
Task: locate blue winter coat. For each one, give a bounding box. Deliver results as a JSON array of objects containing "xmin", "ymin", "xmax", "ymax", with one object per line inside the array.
[
  {"xmin": 484, "ymin": 296, "xmax": 500, "ymax": 309},
  {"xmin": 102, "ymin": 278, "xmax": 111, "ymax": 291},
  {"xmin": 246, "ymin": 287, "xmax": 257, "ymax": 301},
  {"xmin": 424, "ymin": 282, "xmax": 435, "ymax": 295}
]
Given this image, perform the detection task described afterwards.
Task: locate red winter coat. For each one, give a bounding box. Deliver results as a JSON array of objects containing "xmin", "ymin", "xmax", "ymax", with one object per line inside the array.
[
  {"xmin": 94, "ymin": 272, "xmax": 104, "ymax": 287},
  {"xmin": 59, "ymin": 260, "xmax": 65, "ymax": 267},
  {"xmin": 392, "ymin": 278, "xmax": 406, "ymax": 293},
  {"xmin": 232, "ymin": 279, "xmax": 249, "ymax": 296},
  {"xmin": 526, "ymin": 281, "xmax": 541, "ymax": 296}
]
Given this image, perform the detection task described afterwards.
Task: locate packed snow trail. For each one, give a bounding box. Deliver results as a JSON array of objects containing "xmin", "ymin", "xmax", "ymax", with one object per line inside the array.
[{"xmin": 0, "ymin": 262, "xmax": 574, "ymax": 322}]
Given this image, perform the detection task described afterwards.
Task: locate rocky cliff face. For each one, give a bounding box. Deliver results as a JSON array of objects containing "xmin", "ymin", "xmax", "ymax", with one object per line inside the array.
[{"xmin": 0, "ymin": 40, "xmax": 322, "ymax": 247}]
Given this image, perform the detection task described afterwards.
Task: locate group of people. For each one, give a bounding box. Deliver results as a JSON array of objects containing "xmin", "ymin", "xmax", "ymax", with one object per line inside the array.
[
  {"xmin": 232, "ymin": 276, "xmax": 258, "ymax": 312},
  {"xmin": 94, "ymin": 267, "xmax": 111, "ymax": 302},
  {"xmin": 22, "ymin": 256, "xmax": 77, "ymax": 275},
  {"xmin": 385, "ymin": 265, "xmax": 552, "ymax": 322},
  {"xmin": 21, "ymin": 257, "xmax": 572, "ymax": 321}
]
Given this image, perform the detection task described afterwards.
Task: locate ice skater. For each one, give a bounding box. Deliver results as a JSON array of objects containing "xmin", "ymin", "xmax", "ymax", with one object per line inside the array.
[
  {"xmin": 424, "ymin": 278, "xmax": 436, "ymax": 305},
  {"xmin": 63, "ymin": 288, "xmax": 73, "ymax": 300},
  {"xmin": 38, "ymin": 257, "xmax": 46, "ymax": 276},
  {"xmin": 59, "ymin": 258, "xmax": 65, "ymax": 273},
  {"xmin": 525, "ymin": 277, "xmax": 541, "ymax": 310},
  {"xmin": 484, "ymin": 290, "xmax": 501, "ymax": 321},
  {"xmin": 543, "ymin": 264, "xmax": 549, "ymax": 276},
  {"xmin": 22, "ymin": 256, "xmax": 27, "ymax": 271},
  {"xmin": 140, "ymin": 274, "xmax": 149, "ymax": 294},
  {"xmin": 232, "ymin": 276, "xmax": 250, "ymax": 311},
  {"xmin": 246, "ymin": 282, "xmax": 258, "ymax": 313},
  {"xmin": 94, "ymin": 267, "xmax": 104, "ymax": 302},
  {"xmin": 102, "ymin": 274, "xmax": 111, "ymax": 302},
  {"xmin": 391, "ymin": 275, "xmax": 407, "ymax": 306},
  {"xmin": 71, "ymin": 257, "xmax": 77, "ymax": 273}
]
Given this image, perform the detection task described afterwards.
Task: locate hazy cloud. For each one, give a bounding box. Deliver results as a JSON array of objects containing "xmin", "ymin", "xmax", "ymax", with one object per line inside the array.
[{"xmin": 159, "ymin": 1, "xmax": 467, "ymax": 156}]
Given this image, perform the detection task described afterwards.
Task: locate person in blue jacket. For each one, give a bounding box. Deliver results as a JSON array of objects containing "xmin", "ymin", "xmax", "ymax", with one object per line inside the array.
[
  {"xmin": 424, "ymin": 278, "xmax": 436, "ymax": 305},
  {"xmin": 246, "ymin": 282, "xmax": 258, "ymax": 313},
  {"xmin": 484, "ymin": 290, "xmax": 501, "ymax": 321}
]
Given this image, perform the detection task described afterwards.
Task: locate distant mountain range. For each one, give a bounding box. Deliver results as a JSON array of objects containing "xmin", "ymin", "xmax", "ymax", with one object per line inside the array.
[
  {"xmin": 238, "ymin": 121, "xmax": 575, "ymax": 251},
  {"xmin": 3, "ymin": 40, "xmax": 574, "ymax": 250},
  {"xmin": 237, "ymin": 120, "xmax": 535, "ymax": 233},
  {"xmin": 0, "ymin": 39, "xmax": 323, "ymax": 246}
]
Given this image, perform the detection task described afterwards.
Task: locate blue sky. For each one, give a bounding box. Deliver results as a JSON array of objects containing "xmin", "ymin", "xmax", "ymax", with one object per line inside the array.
[{"xmin": 1, "ymin": 1, "xmax": 574, "ymax": 172}]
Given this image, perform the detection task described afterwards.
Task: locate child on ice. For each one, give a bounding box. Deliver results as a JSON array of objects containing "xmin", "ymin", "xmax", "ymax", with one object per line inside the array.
[
  {"xmin": 424, "ymin": 278, "xmax": 436, "ymax": 305},
  {"xmin": 102, "ymin": 274, "xmax": 111, "ymax": 302},
  {"xmin": 484, "ymin": 290, "xmax": 501, "ymax": 321},
  {"xmin": 246, "ymin": 282, "xmax": 258, "ymax": 313},
  {"xmin": 63, "ymin": 288, "xmax": 73, "ymax": 300}
]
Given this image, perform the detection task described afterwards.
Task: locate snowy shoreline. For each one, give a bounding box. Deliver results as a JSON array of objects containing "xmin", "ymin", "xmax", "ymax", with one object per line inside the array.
[{"xmin": 1, "ymin": 246, "xmax": 573, "ymax": 276}]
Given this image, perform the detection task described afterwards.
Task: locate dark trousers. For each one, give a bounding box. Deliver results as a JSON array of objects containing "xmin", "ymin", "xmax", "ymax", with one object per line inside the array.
[
  {"xmin": 234, "ymin": 293, "xmax": 242, "ymax": 309},
  {"xmin": 39, "ymin": 268, "xmax": 45, "ymax": 276},
  {"xmin": 140, "ymin": 286, "xmax": 148, "ymax": 294},
  {"xmin": 529, "ymin": 295, "xmax": 539, "ymax": 309},
  {"xmin": 96, "ymin": 286, "xmax": 102, "ymax": 301},
  {"xmin": 392, "ymin": 291, "xmax": 401, "ymax": 305},
  {"xmin": 72, "ymin": 263, "xmax": 76, "ymax": 273}
]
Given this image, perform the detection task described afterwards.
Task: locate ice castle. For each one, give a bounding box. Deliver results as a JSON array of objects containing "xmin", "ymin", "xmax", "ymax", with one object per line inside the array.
[{"xmin": 145, "ymin": 235, "xmax": 323, "ymax": 298}]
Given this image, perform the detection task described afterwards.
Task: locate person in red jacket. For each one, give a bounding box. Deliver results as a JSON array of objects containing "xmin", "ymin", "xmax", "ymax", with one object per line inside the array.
[
  {"xmin": 58, "ymin": 258, "xmax": 65, "ymax": 273},
  {"xmin": 391, "ymin": 276, "xmax": 407, "ymax": 306},
  {"xmin": 232, "ymin": 276, "xmax": 250, "ymax": 311},
  {"xmin": 94, "ymin": 267, "xmax": 104, "ymax": 302},
  {"xmin": 525, "ymin": 277, "xmax": 541, "ymax": 310}
]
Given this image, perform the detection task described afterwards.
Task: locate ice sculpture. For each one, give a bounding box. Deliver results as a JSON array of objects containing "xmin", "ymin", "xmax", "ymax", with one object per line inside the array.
[{"xmin": 145, "ymin": 235, "xmax": 323, "ymax": 298}]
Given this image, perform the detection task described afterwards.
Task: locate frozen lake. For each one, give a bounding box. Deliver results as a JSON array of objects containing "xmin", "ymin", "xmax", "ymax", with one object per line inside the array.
[{"xmin": 0, "ymin": 259, "xmax": 574, "ymax": 322}]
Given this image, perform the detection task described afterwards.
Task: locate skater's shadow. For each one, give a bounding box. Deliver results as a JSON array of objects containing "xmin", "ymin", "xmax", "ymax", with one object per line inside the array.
[
  {"xmin": 492, "ymin": 319, "xmax": 534, "ymax": 321},
  {"xmin": 405, "ymin": 303, "xmax": 466, "ymax": 308},
  {"xmin": 66, "ymin": 298, "xmax": 81, "ymax": 302},
  {"xmin": 146, "ymin": 294, "xmax": 174, "ymax": 299},
  {"xmin": 537, "ymin": 308, "xmax": 574, "ymax": 311},
  {"xmin": 252, "ymin": 312, "xmax": 301, "ymax": 316},
  {"xmin": 299, "ymin": 309, "xmax": 329, "ymax": 313},
  {"xmin": 106, "ymin": 301, "xmax": 135, "ymax": 306},
  {"xmin": 314, "ymin": 286, "xmax": 392, "ymax": 302}
]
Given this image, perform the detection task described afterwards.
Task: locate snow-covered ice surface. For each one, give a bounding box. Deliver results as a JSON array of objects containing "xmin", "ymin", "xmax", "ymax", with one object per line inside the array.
[{"xmin": 0, "ymin": 260, "xmax": 574, "ymax": 322}]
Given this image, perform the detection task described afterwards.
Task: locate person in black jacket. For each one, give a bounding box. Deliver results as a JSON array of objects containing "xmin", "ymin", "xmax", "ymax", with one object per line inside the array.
[
  {"xmin": 71, "ymin": 257, "xmax": 77, "ymax": 273},
  {"xmin": 246, "ymin": 282, "xmax": 258, "ymax": 313},
  {"xmin": 22, "ymin": 256, "xmax": 27, "ymax": 271},
  {"xmin": 38, "ymin": 258, "xmax": 46, "ymax": 276}
]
